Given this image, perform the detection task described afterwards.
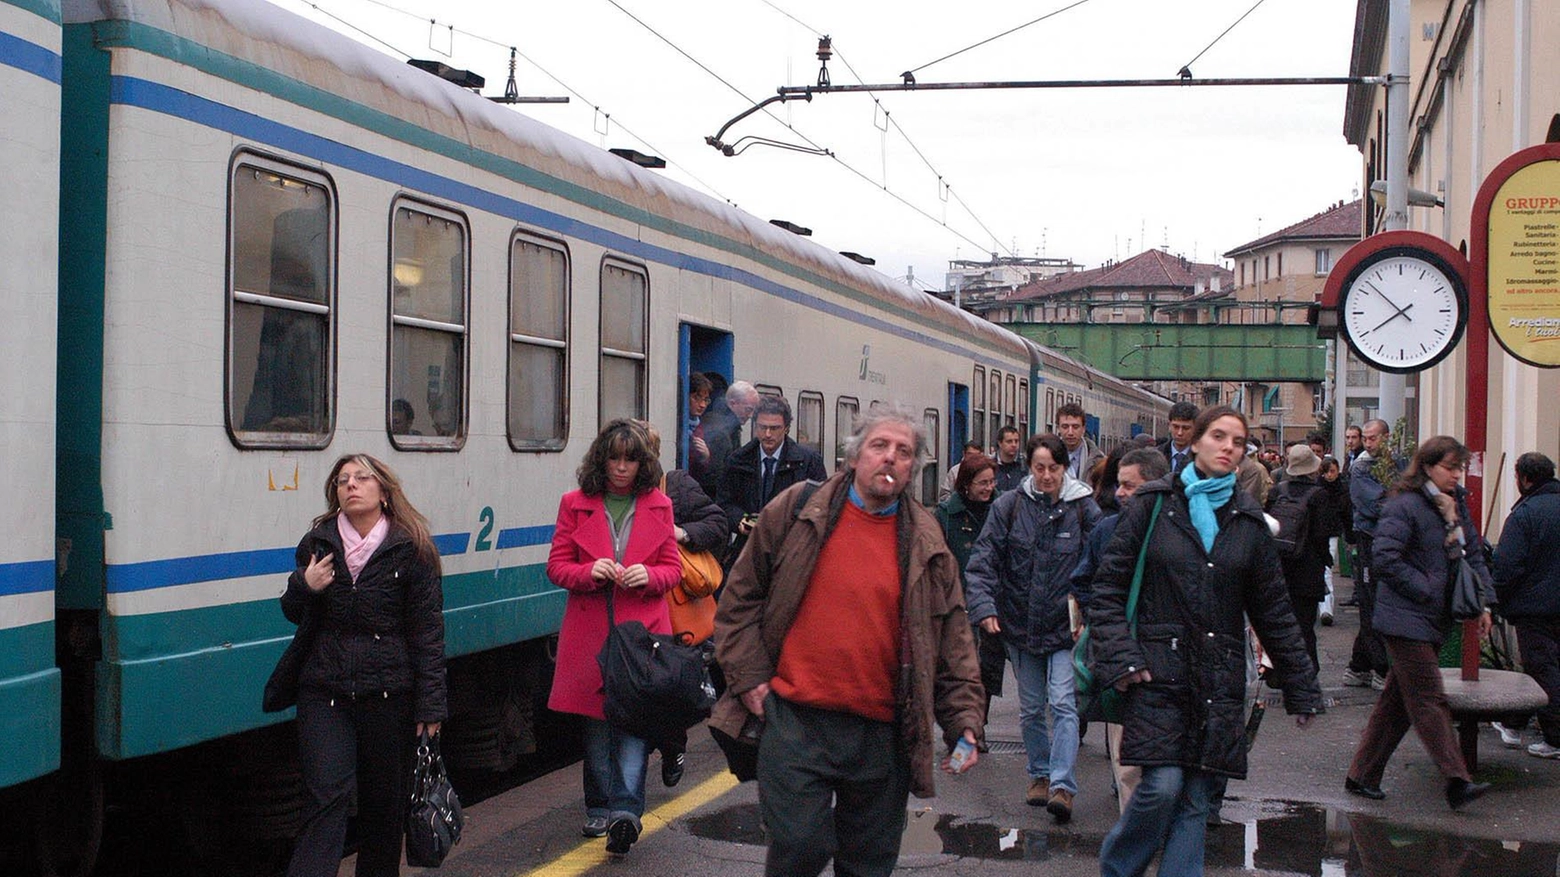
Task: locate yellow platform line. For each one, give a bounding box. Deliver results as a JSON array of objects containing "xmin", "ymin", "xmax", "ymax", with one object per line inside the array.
[{"xmin": 516, "ymin": 770, "xmax": 741, "ymax": 877}]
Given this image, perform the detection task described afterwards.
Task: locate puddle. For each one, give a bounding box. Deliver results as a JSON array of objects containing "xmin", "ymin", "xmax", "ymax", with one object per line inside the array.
[{"xmin": 685, "ymin": 800, "xmax": 1560, "ymax": 875}]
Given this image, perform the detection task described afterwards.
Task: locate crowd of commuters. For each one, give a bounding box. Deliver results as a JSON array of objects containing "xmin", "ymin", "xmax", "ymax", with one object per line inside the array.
[{"xmin": 264, "ymin": 377, "xmax": 1559, "ymax": 876}]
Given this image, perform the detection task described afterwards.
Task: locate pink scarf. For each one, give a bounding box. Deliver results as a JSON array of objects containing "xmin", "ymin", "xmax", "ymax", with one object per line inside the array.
[{"xmin": 337, "ymin": 513, "xmax": 391, "ymax": 582}]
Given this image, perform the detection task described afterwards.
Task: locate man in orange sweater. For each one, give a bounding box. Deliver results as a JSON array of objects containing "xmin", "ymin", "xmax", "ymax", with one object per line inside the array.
[{"xmin": 713, "ymin": 405, "xmax": 985, "ymax": 877}]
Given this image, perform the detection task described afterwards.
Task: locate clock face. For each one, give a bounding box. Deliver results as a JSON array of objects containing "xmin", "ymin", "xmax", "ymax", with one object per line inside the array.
[{"xmin": 1340, "ymin": 249, "xmax": 1467, "ymax": 373}]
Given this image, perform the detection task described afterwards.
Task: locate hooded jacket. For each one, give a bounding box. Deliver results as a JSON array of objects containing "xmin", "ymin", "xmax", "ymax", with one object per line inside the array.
[
  {"xmin": 964, "ymin": 475, "xmax": 1102, "ymax": 656},
  {"xmin": 712, "ymin": 473, "xmax": 985, "ymax": 799},
  {"xmin": 1087, "ymin": 474, "xmax": 1323, "ymax": 777}
]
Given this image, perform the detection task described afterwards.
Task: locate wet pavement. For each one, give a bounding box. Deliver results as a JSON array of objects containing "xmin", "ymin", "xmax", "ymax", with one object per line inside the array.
[{"xmin": 396, "ymin": 579, "xmax": 1560, "ymax": 876}]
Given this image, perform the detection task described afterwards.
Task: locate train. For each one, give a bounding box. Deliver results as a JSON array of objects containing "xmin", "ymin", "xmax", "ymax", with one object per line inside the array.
[{"xmin": 0, "ymin": 0, "xmax": 1168, "ymax": 869}]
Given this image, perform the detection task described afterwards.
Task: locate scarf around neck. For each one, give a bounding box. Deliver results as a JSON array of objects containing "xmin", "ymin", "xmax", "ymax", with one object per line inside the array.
[
  {"xmin": 338, "ymin": 512, "xmax": 391, "ymax": 582},
  {"xmin": 1180, "ymin": 464, "xmax": 1235, "ymax": 553}
]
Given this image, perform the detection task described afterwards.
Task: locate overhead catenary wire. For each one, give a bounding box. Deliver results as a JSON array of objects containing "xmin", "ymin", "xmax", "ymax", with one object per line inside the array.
[
  {"xmin": 1178, "ymin": 0, "xmax": 1272, "ymax": 76},
  {"xmin": 903, "ymin": 0, "xmax": 1097, "ymax": 78},
  {"xmin": 286, "ymin": 0, "xmax": 735, "ymax": 204},
  {"xmin": 606, "ymin": 0, "xmax": 1010, "ymax": 256}
]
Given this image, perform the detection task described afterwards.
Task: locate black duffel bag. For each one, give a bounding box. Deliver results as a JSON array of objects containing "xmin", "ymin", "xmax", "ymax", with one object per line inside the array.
[
  {"xmin": 405, "ymin": 730, "xmax": 463, "ymax": 868},
  {"xmin": 598, "ymin": 586, "xmax": 717, "ymax": 741}
]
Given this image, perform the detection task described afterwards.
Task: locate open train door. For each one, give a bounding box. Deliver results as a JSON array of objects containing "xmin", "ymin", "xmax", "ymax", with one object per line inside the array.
[
  {"xmin": 677, "ymin": 324, "xmax": 733, "ymax": 468},
  {"xmin": 948, "ymin": 382, "xmax": 969, "ymax": 463}
]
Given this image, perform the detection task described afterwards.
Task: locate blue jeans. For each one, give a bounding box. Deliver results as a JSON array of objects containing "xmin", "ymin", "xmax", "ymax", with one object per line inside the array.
[
  {"xmin": 1099, "ymin": 765, "xmax": 1214, "ymax": 877},
  {"xmin": 582, "ymin": 719, "xmax": 649, "ymax": 826},
  {"xmin": 1004, "ymin": 642, "xmax": 1079, "ymax": 794}
]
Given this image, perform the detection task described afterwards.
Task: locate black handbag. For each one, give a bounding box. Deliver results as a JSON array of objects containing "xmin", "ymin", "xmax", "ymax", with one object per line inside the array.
[
  {"xmin": 598, "ymin": 585, "xmax": 716, "ymax": 741},
  {"xmin": 1448, "ymin": 553, "xmax": 1487, "ymax": 622},
  {"xmin": 405, "ymin": 730, "xmax": 463, "ymax": 868}
]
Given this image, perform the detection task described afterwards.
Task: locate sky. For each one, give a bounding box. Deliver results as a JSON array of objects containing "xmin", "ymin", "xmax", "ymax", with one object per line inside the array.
[{"xmin": 272, "ymin": 0, "xmax": 1365, "ymax": 289}]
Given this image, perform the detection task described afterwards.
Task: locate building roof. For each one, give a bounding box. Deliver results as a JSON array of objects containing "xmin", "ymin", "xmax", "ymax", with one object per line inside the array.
[
  {"xmin": 1223, "ymin": 200, "xmax": 1362, "ymax": 257},
  {"xmin": 1005, "ymin": 249, "xmax": 1232, "ymax": 302}
]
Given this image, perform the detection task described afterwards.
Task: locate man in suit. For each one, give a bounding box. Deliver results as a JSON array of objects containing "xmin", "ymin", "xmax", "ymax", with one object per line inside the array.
[
  {"xmin": 718, "ymin": 394, "xmax": 828, "ymax": 564},
  {"xmin": 1155, "ymin": 401, "xmax": 1198, "ymax": 473},
  {"xmin": 695, "ymin": 380, "xmax": 761, "ymax": 497}
]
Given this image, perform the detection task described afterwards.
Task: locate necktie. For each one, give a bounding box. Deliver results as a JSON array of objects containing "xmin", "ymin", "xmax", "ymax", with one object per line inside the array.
[{"xmin": 762, "ymin": 456, "xmax": 777, "ymax": 504}]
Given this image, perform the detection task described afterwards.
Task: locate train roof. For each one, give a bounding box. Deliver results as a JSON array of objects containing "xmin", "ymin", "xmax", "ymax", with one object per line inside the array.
[{"xmin": 66, "ymin": 0, "xmax": 1036, "ymax": 360}]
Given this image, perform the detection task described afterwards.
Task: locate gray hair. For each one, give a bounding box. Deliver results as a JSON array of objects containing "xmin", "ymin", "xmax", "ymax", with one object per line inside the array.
[
  {"xmin": 842, "ymin": 403, "xmax": 932, "ymax": 481},
  {"xmin": 726, "ymin": 381, "xmax": 759, "ymax": 406},
  {"xmin": 1120, "ymin": 447, "xmax": 1170, "ymax": 481},
  {"xmin": 1362, "ymin": 418, "xmax": 1390, "ymax": 435}
]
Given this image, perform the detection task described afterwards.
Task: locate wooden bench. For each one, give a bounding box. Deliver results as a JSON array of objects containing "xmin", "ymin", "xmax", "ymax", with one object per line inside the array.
[{"xmin": 1440, "ymin": 668, "xmax": 1549, "ymax": 771}]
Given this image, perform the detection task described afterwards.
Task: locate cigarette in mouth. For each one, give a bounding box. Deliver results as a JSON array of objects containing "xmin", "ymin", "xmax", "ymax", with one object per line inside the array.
[{"xmin": 884, "ymin": 474, "xmax": 895, "ymax": 484}]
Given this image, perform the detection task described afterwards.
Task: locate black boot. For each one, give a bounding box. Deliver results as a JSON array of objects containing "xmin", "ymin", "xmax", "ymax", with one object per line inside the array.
[{"xmin": 1446, "ymin": 778, "xmax": 1491, "ymax": 810}]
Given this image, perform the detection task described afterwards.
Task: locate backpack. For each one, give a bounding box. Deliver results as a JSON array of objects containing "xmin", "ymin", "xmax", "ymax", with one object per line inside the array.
[{"xmin": 1268, "ymin": 481, "xmax": 1316, "ymax": 561}]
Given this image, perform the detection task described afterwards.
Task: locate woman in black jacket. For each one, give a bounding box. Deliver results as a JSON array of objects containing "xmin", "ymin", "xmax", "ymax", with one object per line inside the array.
[
  {"xmin": 1345, "ymin": 435, "xmax": 1495, "ymax": 809},
  {"xmin": 1090, "ymin": 406, "xmax": 1322, "ymax": 877},
  {"xmin": 276, "ymin": 454, "xmax": 446, "ymax": 877},
  {"xmin": 935, "ymin": 451, "xmax": 1000, "ymax": 736}
]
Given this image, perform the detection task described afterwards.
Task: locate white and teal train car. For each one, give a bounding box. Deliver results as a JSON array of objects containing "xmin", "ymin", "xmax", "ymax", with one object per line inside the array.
[
  {"xmin": 40, "ymin": 0, "xmax": 1165, "ymax": 855},
  {"xmin": 0, "ymin": 0, "xmax": 61, "ymax": 791}
]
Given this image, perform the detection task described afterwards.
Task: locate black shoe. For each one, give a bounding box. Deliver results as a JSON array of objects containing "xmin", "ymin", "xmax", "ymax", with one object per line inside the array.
[
  {"xmin": 662, "ymin": 751, "xmax": 685, "ymax": 787},
  {"xmin": 1446, "ymin": 778, "xmax": 1491, "ymax": 810},
  {"xmin": 1345, "ymin": 777, "xmax": 1386, "ymax": 800},
  {"xmin": 605, "ymin": 818, "xmax": 639, "ymax": 856}
]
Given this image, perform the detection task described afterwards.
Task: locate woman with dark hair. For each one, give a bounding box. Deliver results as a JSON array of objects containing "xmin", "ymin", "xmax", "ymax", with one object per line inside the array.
[
  {"xmin": 1091, "ymin": 406, "xmax": 1322, "ymax": 877},
  {"xmin": 547, "ymin": 419, "xmax": 682, "ymax": 856},
  {"xmin": 936, "ymin": 450, "xmax": 1002, "ymax": 736},
  {"xmin": 1092, "ymin": 444, "xmax": 1129, "ymax": 516},
  {"xmin": 273, "ymin": 454, "xmax": 446, "ymax": 877},
  {"xmin": 1345, "ymin": 435, "xmax": 1495, "ymax": 809},
  {"xmin": 966, "ymin": 433, "xmax": 1103, "ymax": 823}
]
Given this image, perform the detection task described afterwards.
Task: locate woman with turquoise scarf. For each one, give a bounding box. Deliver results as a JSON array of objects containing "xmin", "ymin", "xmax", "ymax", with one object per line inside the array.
[{"xmin": 1088, "ymin": 406, "xmax": 1324, "ymax": 877}]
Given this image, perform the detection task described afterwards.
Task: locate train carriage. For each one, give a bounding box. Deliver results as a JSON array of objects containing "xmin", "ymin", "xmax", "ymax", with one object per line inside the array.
[
  {"xmin": 28, "ymin": 0, "xmax": 1166, "ymax": 863},
  {"xmin": 0, "ymin": 0, "xmax": 62, "ymax": 791}
]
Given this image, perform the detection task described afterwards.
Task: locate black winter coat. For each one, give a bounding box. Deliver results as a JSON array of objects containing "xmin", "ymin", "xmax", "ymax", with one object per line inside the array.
[
  {"xmin": 665, "ymin": 469, "xmax": 730, "ymax": 558},
  {"xmin": 965, "ymin": 480, "xmax": 1102, "ymax": 657},
  {"xmin": 1493, "ymin": 480, "xmax": 1560, "ymax": 620},
  {"xmin": 1088, "ymin": 476, "xmax": 1323, "ymax": 778},
  {"xmin": 717, "ymin": 437, "xmax": 828, "ymax": 562},
  {"xmin": 280, "ymin": 517, "xmax": 448, "ymax": 723},
  {"xmin": 934, "ymin": 493, "xmax": 991, "ymax": 588},
  {"xmin": 1372, "ymin": 484, "xmax": 1493, "ymax": 644}
]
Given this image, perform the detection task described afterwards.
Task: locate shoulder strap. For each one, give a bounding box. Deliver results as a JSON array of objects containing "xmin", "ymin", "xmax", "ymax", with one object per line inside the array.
[
  {"xmin": 1125, "ymin": 494, "xmax": 1164, "ymax": 637},
  {"xmin": 791, "ymin": 480, "xmax": 823, "ymax": 522}
]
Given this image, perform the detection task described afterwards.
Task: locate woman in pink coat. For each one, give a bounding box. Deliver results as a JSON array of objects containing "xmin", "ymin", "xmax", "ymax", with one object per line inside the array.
[{"xmin": 547, "ymin": 419, "xmax": 681, "ymax": 856}]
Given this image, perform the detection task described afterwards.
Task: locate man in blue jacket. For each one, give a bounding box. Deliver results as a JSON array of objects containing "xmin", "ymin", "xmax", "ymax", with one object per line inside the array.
[
  {"xmin": 1344, "ymin": 419, "xmax": 1400, "ymax": 690},
  {"xmin": 1493, "ymin": 452, "xmax": 1560, "ymax": 759}
]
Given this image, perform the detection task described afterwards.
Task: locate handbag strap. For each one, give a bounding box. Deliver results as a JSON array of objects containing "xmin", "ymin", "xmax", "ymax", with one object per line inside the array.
[{"xmin": 1125, "ymin": 494, "xmax": 1164, "ymax": 638}]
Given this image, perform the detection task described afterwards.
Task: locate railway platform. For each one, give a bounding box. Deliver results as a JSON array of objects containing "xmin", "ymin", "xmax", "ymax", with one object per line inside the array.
[{"xmin": 348, "ymin": 582, "xmax": 1560, "ymax": 877}]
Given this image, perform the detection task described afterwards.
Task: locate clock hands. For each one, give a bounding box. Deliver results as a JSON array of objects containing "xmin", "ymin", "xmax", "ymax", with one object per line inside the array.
[{"xmin": 1368, "ymin": 288, "xmax": 1415, "ymax": 332}]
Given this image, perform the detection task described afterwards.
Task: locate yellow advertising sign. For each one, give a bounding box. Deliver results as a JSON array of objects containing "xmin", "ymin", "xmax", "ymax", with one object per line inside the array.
[{"xmin": 1487, "ymin": 159, "xmax": 1560, "ymax": 366}]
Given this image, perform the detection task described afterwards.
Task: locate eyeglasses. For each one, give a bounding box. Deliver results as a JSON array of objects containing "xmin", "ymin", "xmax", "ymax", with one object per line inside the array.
[
  {"xmin": 1437, "ymin": 461, "xmax": 1468, "ymax": 473},
  {"xmin": 970, "ymin": 477, "xmax": 997, "ymax": 488},
  {"xmin": 755, "ymin": 423, "xmax": 787, "ymax": 434},
  {"xmin": 335, "ymin": 473, "xmax": 378, "ymax": 487}
]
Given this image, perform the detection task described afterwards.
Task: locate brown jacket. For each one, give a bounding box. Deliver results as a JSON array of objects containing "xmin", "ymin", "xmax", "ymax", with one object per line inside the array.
[{"xmin": 712, "ymin": 473, "xmax": 985, "ymax": 798}]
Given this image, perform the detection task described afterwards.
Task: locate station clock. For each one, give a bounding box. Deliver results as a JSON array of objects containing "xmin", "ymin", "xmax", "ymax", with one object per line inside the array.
[{"xmin": 1338, "ymin": 245, "xmax": 1469, "ymax": 374}]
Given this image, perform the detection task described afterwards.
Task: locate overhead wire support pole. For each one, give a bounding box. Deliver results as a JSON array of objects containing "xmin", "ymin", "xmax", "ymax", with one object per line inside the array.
[{"xmin": 707, "ymin": 75, "xmax": 1386, "ymax": 154}]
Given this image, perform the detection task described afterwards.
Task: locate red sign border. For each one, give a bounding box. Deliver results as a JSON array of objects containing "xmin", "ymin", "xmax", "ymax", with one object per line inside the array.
[{"xmin": 1470, "ymin": 142, "xmax": 1560, "ymax": 369}]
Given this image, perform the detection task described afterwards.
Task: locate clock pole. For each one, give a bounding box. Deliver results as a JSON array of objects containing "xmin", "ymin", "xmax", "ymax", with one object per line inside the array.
[{"xmin": 1374, "ymin": 0, "xmax": 1412, "ymax": 427}]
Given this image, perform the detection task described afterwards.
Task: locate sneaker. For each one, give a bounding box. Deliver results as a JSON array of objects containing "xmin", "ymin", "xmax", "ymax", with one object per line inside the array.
[
  {"xmin": 1320, "ymin": 612, "xmax": 1334, "ymax": 626},
  {"xmin": 1046, "ymin": 788, "xmax": 1074, "ymax": 824},
  {"xmin": 1342, "ymin": 668, "xmax": 1373, "ymax": 687},
  {"xmin": 1025, "ymin": 777, "xmax": 1050, "ymax": 806},
  {"xmin": 605, "ymin": 818, "xmax": 639, "ymax": 856},
  {"xmin": 1494, "ymin": 722, "xmax": 1524, "ymax": 749},
  {"xmin": 1370, "ymin": 671, "xmax": 1387, "ymax": 691},
  {"xmin": 662, "ymin": 751, "xmax": 685, "ymax": 787},
  {"xmin": 1528, "ymin": 741, "xmax": 1560, "ymax": 759},
  {"xmin": 582, "ymin": 816, "xmax": 609, "ymax": 837}
]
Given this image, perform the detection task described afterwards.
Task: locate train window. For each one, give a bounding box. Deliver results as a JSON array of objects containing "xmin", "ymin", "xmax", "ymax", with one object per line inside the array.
[
  {"xmin": 600, "ymin": 260, "xmax": 648, "ymax": 424},
  {"xmin": 1005, "ymin": 374, "xmax": 1017, "ymax": 428},
  {"xmin": 228, "ymin": 157, "xmax": 335, "ymax": 447},
  {"xmin": 756, "ymin": 384, "xmax": 784, "ymax": 399},
  {"xmin": 1046, "ymin": 387, "xmax": 1055, "ymax": 431},
  {"xmin": 835, "ymin": 396, "xmax": 859, "ymax": 472},
  {"xmin": 389, "ymin": 200, "xmax": 468, "ymax": 448},
  {"xmin": 797, "ymin": 391, "xmax": 825, "ymax": 460},
  {"xmin": 507, "ymin": 233, "xmax": 570, "ymax": 450},
  {"xmin": 922, "ymin": 408, "xmax": 940, "ymax": 506},
  {"xmin": 1018, "ymin": 379, "xmax": 1030, "ymax": 437},
  {"xmin": 989, "ymin": 370, "xmax": 1002, "ymax": 446},
  {"xmin": 971, "ymin": 366, "xmax": 986, "ymax": 451}
]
